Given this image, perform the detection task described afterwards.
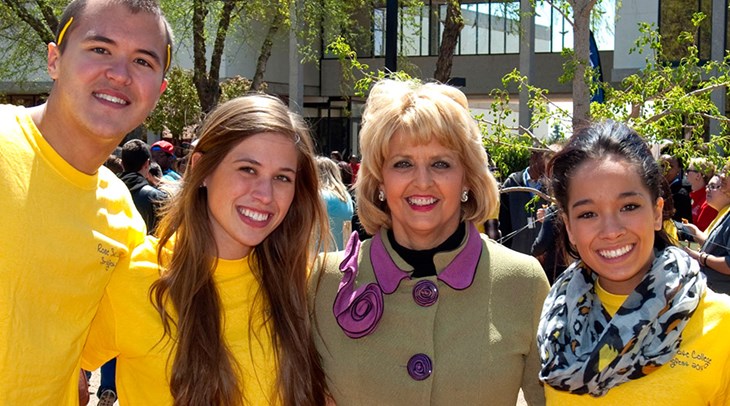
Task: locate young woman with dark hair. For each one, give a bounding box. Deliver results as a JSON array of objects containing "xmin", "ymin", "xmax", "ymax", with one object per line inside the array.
[{"xmin": 538, "ymin": 120, "xmax": 730, "ymax": 404}]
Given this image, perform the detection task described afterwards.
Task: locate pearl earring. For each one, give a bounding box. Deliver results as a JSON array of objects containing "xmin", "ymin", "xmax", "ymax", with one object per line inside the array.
[
  {"xmin": 378, "ymin": 190, "xmax": 385, "ymax": 202},
  {"xmin": 461, "ymin": 190, "xmax": 469, "ymax": 203}
]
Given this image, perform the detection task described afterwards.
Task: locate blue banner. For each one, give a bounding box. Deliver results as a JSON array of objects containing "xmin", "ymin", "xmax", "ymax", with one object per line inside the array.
[{"xmin": 589, "ymin": 30, "xmax": 605, "ymax": 103}]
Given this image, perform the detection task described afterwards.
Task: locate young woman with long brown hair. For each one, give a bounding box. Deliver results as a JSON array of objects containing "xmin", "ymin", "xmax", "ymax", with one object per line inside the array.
[{"xmin": 82, "ymin": 94, "xmax": 328, "ymax": 405}]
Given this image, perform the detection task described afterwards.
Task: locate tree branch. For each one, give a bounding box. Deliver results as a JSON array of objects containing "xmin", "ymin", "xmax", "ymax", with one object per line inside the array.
[
  {"xmin": 210, "ymin": 0, "xmax": 238, "ymax": 82},
  {"xmin": 644, "ymin": 82, "xmax": 730, "ymax": 124},
  {"xmin": 35, "ymin": 0, "xmax": 58, "ymax": 34},
  {"xmin": 6, "ymin": 0, "xmax": 54, "ymax": 44}
]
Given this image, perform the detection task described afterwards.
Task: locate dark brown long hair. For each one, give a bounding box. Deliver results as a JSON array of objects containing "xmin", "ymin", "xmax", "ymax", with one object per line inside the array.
[{"xmin": 150, "ymin": 94, "xmax": 328, "ymax": 405}]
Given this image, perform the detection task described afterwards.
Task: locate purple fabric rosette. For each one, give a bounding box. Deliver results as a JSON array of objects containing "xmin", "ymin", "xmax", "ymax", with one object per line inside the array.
[{"xmin": 333, "ymin": 232, "xmax": 385, "ymax": 339}]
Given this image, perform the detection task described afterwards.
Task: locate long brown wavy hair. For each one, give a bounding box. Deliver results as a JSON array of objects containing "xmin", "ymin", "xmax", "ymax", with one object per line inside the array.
[{"xmin": 150, "ymin": 94, "xmax": 328, "ymax": 405}]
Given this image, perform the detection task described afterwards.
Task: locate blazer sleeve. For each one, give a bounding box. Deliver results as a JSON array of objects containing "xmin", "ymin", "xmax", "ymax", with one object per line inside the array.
[{"xmin": 521, "ymin": 259, "xmax": 550, "ymax": 406}]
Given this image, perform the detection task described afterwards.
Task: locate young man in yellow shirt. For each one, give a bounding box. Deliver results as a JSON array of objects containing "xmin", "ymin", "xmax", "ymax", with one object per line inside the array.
[{"xmin": 0, "ymin": 0, "xmax": 171, "ymax": 403}]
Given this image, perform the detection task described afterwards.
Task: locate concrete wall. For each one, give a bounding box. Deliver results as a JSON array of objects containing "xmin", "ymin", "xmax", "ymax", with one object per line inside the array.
[
  {"xmin": 613, "ymin": 0, "xmax": 658, "ymax": 81},
  {"xmin": 319, "ymin": 51, "xmax": 614, "ymax": 99}
]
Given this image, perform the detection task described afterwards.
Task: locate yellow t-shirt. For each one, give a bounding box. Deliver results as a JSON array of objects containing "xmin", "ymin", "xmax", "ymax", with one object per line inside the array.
[
  {"xmin": 82, "ymin": 236, "xmax": 279, "ymax": 405},
  {"xmin": 545, "ymin": 282, "xmax": 730, "ymax": 405},
  {"xmin": 0, "ymin": 105, "xmax": 145, "ymax": 404}
]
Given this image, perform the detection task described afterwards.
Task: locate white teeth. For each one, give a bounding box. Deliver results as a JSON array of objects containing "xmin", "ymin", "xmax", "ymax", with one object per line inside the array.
[
  {"xmin": 407, "ymin": 197, "xmax": 437, "ymax": 206},
  {"xmin": 95, "ymin": 93, "xmax": 128, "ymax": 105},
  {"xmin": 599, "ymin": 245, "xmax": 632, "ymax": 259},
  {"xmin": 239, "ymin": 208, "xmax": 269, "ymax": 221}
]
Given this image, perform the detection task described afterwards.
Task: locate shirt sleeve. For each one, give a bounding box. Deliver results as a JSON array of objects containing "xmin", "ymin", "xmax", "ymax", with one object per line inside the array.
[{"xmin": 81, "ymin": 277, "xmax": 121, "ymax": 371}]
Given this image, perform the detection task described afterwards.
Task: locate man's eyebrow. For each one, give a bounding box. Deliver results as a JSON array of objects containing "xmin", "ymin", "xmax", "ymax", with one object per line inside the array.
[{"xmin": 84, "ymin": 35, "xmax": 163, "ymax": 67}]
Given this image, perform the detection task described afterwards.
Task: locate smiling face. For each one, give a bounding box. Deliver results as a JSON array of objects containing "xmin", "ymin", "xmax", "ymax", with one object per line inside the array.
[
  {"xmin": 563, "ymin": 156, "xmax": 663, "ymax": 295},
  {"xmin": 46, "ymin": 0, "xmax": 168, "ymax": 145},
  {"xmin": 202, "ymin": 132, "xmax": 298, "ymax": 259},
  {"xmin": 381, "ymin": 131, "xmax": 466, "ymax": 250}
]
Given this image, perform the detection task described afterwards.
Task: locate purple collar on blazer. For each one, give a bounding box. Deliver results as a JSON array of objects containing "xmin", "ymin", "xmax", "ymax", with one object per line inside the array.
[
  {"xmin": 333, "ymin": 223, "xmax": 481, "ymax": 339},
  {"xmin": 370, "ymin": 222, "xmax": 482, "ymax": 293}
]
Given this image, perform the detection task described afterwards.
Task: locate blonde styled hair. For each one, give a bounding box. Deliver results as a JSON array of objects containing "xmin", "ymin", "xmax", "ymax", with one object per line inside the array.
[
  {"xmin": 355, "ymin": 79, "xmax": 499, "ymax": 235},
  {"xmin": 316, "ymin": 156, "xmax": 350, "ymax": 202}
]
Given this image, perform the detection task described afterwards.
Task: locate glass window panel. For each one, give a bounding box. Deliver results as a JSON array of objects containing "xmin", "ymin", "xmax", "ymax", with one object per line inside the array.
[
  {"xmin": 592, "ymin": 0, "xmax": 615, "ymax": 51},
  {"xmin": 659, "ymin": 0, "xmax": 711, "ymax": 62},
  {"xmin": 551, "ymin": 8, "xmax": 565, "ymax": 51},
  {"xmin": 373, "ymin": 8, "xmax": 385, "ymax": 57},
  {"xmin": 534, "ymin": 1, "xmax": 552, "ymax": 52},
  {"xmin": 460, "ymin": 3, "xmax": 478, "ymax": 54},
  {"xmin": 400, "ymin": 8, "xmax": 422, "ymax": 56},
  {"xmin": 477, "ymin": 3, "xmax": 490, "ymax": 54},
  {"xmin": 490, "ymin": 2, "xmax": 506, "ymax": 54},
  {"xmin": 504, "ymin": 1, "xmax": 520, "ymax": 53},
  {"xmin": 420, "ymin": 6, "xmax": 430, "ymax": 56}
]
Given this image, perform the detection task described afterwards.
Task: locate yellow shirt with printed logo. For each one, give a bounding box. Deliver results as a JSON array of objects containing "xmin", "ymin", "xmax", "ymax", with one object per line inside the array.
[
  {"xmin": 545, "ymin": 283, "xmax": 730, "ymax": 405},
  {"xmin": 82, "ymin": 236, "xmax": 279, "ymax": 405},
  {"xmin": 0, "ymin": 104, "xmax": 146, "ymax": 404}
]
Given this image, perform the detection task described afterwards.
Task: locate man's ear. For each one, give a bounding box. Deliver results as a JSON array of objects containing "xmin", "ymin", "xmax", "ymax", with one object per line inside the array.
[
  {"xmin": 159, "ymin": 79, "xmax": 168, "ymax": 94},
  {"xmin": 47, "ymin": 43, "xmax": 61, "ymax": 80}
]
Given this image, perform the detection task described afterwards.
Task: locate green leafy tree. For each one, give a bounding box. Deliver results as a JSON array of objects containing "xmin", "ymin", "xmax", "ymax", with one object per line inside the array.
[
  {"xmin": 329, "ymin": 13, "xmax": 730, "ymax": 177},
  {"xmin": 145, "ymin": 68, "xmax": 253, "ymax": 142},
  {"xmin": 145, "ymin": 67, "xmax": 201, "ymax": 141},
  {"xmin": 590, "ymin": 13, "xmax": 730, "ymax": 165},
  {"xmin": 491, "ymin": 12, "xmax": 730, "ymax": 172},
  {"xmin": 0, "ymin": 0, "xmax": 367, "ymax": 114},
  {"xmin": 531, "ymin": 0, "xmax": 612, "ymax": 127},
  {"xmin": 0, "ymin": 0, "xmax": 63, "ymax": 87}
]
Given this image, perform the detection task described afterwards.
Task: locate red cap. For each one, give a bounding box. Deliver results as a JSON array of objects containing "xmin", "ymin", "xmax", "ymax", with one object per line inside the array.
[{"xmin": 151, "ymin": 140, "xmax": 176, "ymax": 158}]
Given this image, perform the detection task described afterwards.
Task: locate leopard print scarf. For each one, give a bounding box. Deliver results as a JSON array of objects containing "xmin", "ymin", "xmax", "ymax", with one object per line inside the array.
[{"xmin": 537, "ymin": 246, "xmax": 706, "ymax": 397}]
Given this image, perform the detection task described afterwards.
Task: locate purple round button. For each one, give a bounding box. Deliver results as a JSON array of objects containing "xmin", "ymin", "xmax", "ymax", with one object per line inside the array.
[
  {"xmin": 407, "ymin": 353, "xmax": 433, "ymax": 381},
  {"xmin": 412, "ymin": 280, "xmax": 438, "ymax": 307}
]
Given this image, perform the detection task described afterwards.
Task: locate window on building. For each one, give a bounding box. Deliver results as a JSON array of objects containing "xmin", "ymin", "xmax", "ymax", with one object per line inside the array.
[
  {"xmin": 373, "ymin": 8, "xmax": 386, "ymax": 57},
  {"xmin": 534, "ymin": 0, "xmax": 615, "ymax": 53},
  {"xmin": 372, "ymin": 0, "xmax": 522, "ymax": 57},
  {"xmin": 660, "ymin": 0, "xmax": 712, "ymax": 63},
  {"xmin": 368, "ymin": 0, "xmax": 614, "ymax": 58}
]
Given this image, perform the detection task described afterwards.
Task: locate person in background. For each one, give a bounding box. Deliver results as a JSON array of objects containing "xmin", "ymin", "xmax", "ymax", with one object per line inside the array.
[
  {"xmin": 103, "ymin": 154, "xmax": 123, "ymax": 176},
  {"xmin": 349, "ymin": 154, "xmax": 361, "ymax": 185},
  {"xmin": 316, "ymin": 156, "xmax": 354, "ymax": 251},
  {"xmin": 150, "ymin": 139, "xmax": 181, "ymax": 181},
  {"xmin": 82, "ymin": 94, "xmax": 328, "ymax": 405},
  {"xmin": 330, "ymin": 150, "xmax": 353, "ymax": 186},
  {"xmin": 532, "ymin": 203, "xmax": 569, "ymax": 285},
  {"xmin": 538, "ymin": 120, "xmax": 730, "ymax": 404},
  {"xmin": 659, "ymin": 153, "xmax": 693, "ymax": 223},
  {"xmin": 311, "ymin": 79, "xmax": 549, "ymax": 405},
  {"xmin": 686, "ymin": 157, "xmax": 718, "ymax": 231},
  {"xmin": 146, "ymin": 161, "xmax": 163, "ymax": 187},
  {"xmin": 682, "ymin": 171, "xmax": 730, "ymax": 295},
  {"xmin": 0, "ymin": 0, "xmax": 171, "ymax": 403},
  {"xmin": 498, "ymin": 147, "xmax": 552, "ymax": 255},
  {"xmin": 120, "ymin": 139, "xmax": 168, "ymax": 233}
]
